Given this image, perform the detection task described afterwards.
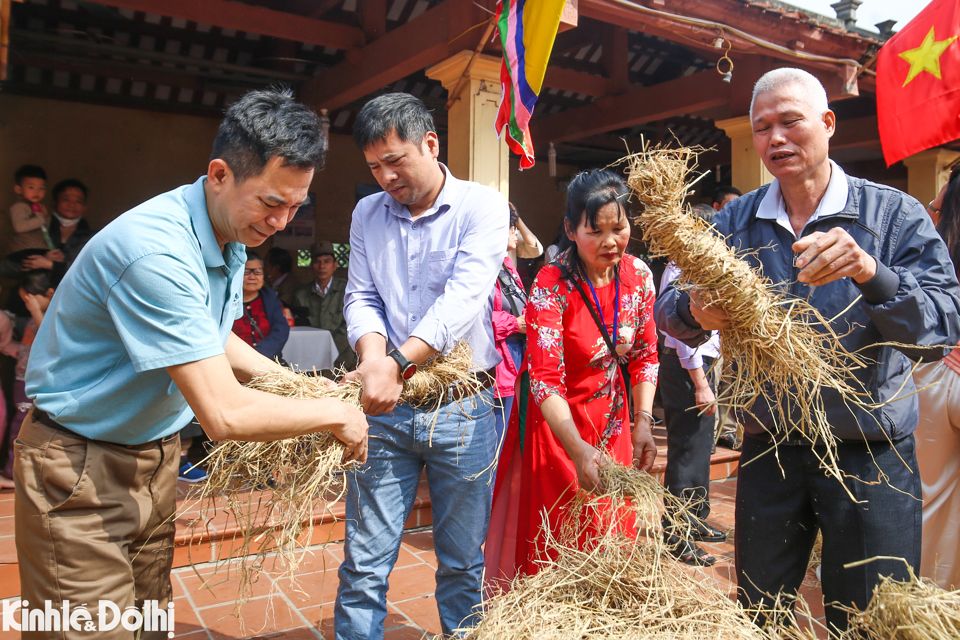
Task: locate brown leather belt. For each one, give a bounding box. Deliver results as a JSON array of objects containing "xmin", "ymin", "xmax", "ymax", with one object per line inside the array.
[
  {"xmin": 32, "ymin": 408, "xmax": 178, "ymax": 449},
  {"xmin": 415, "ymin": 368, "xmax": 496, "ymax": 406}
]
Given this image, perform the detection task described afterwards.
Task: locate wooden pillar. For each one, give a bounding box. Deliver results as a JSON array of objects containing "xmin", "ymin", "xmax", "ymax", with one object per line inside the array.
[
  {"xmin": 426, "ymin": 51, "xmax": 510, "ymax": 199},
  {"xmin": 902, "ymin": 148, "xmax": 960, "ymax": 208},
  {"xmin": 715, "ymin": 115, "xmax": 773, "ymax": 194}
]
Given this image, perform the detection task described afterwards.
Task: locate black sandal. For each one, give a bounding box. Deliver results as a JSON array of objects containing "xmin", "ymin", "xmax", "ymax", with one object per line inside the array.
[
  {"xmin": 664, "ymin": 533, "xmax": 716, "ymax": 567},
  {"xmin": 690, "ymin": 521, "xmax": 727, "ymax": 543}
]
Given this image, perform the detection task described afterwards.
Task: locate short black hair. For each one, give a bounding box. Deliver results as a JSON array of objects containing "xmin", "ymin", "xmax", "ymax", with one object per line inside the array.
[
  {"xmin": 564, "ymin": 169, "xmax": 630, "ymax": 233},
  {"xmin": 211, "ymin": 88, "xmax": 326, "ymax": 183},
  {"xmin": 52, "ymin": 178, "xmax": 88, "ymax": 201},
  {"xmin": 20, "ymin": 269, "xmax": 53, "ymax": 295},
  {"xmin": 691, "ymin": 203, "xmax": 716, "ymax": 224},
  {"xmin": 713, "ymin": 185, "xmax": 742, "ymax": 205},
  {"xmin": 245, "ymin": 249, "xmax": 264, "ymax": 265},
  {"xmin": 353, "ymin": 93, "xmax": 436, "ymax": 151},
  {"xmin": 265, "ymin": 247, "xmax": 293, "ymax": 274},
  {"xmin": 15, "ymin": 165, "xmax": 46, "ymax": 185}
]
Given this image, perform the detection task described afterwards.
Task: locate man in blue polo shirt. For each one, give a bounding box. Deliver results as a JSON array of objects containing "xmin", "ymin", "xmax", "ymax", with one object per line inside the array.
[{"xmin": 17, "ymin": 89, "xmax": 367, "ymax": 639}]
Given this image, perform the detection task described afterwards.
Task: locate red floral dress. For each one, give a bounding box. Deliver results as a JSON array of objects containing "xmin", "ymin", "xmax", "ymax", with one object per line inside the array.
[{"xmin": 484, "ymin": 253, "xmax": 659, "ymax": 586}]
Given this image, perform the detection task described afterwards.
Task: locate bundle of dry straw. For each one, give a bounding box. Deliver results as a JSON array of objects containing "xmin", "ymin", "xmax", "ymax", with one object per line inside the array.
[
  {"xmin": 843, "ymin": 563, "xmax": 960, "ymax": 640},
  {"xmin": 466, "ymin": 461, "xmax": 821, "ymax": 640},
  {"xmin": 184, "ymin": 341, "xmax": 483, "ymax": 604},
  {"xmin": 623, "ymin": 144, "xmax": 873, "ymax": 497}
]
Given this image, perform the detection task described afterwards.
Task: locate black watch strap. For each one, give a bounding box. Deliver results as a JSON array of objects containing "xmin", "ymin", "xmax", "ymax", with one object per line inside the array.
[{"xmin": 387, "ymin": 349, "xmax": 417, "ymax": 380}]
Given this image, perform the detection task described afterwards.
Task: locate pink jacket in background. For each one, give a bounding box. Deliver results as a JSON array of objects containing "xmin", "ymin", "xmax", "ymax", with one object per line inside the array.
[{"xmin": 492, "ymin": 257, "xmax": 525, "ymax": 399}]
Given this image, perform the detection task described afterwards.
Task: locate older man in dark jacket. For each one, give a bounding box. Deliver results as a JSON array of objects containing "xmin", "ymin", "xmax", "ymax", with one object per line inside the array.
[
  {"xmin": 656, "ymin": 68, "xmax": 960, "ymax": 633},
  {"xmin": 294, "ymin": 240, "xmax": 356, "ymax": 370}
]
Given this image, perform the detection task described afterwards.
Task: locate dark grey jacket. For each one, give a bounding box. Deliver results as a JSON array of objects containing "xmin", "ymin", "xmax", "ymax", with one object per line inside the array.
[{"xmin": 655, "ymin": 174, "xmax": 960, "ymax": 442}]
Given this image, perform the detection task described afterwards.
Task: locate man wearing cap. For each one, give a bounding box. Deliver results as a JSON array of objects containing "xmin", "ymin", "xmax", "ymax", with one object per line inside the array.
[{"xmin": 293, "ymin": 240, "xmax": 355, "ymax": 370}]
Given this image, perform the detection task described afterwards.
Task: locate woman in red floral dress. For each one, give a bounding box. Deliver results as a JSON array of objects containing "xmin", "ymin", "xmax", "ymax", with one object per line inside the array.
[{"xmin": 485, "ymin": 169, "xmax": 659, "ymax": 587}]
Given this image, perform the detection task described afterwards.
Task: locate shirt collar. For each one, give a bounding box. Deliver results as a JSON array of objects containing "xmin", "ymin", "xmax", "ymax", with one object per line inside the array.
[
  {"xmin": 315, "ymin": 279, "xmax": 332, "ymax": 296},
  {"xmin": 756, "ymin": 160, "xmax": 849, "ymax": 236},
  {"xmin": 186, "ymin": 176, "xmax": 240, "ymax": 269},
  {"xmin": 385, "ymin": 163, "xmax": 460, "ymax": 220}
]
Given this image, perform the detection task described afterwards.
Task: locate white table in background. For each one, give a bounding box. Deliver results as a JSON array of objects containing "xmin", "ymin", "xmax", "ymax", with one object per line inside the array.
[{"xmin": 282, "ymin": 327, "xmax": 338, "ymax": 372}]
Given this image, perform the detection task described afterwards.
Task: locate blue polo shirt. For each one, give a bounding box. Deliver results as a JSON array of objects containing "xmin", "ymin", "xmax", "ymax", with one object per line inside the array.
[{"xmin": 25, "ymin": 177, "xmax": 246, "ymax": 445}]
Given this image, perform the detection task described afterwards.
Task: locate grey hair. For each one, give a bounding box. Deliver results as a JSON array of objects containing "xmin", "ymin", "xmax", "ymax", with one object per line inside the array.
[{"xmin": 750, "ymin": 68, "xmax": 829, "ymax": 121}]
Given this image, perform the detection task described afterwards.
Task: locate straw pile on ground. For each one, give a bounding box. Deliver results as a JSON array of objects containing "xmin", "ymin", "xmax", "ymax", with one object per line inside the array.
[
  {"xmin": 843, "ymin": 564, "xmax": 960, "ymax": 640},
  {"xmin": 623, "ymin": 144, "xmax": 873, "ymax": 498},
  {"xmin": 183, "ymin": 341, "xmax": 482, "ymax": 604},
  {"xmin": 466, "ymin": 461, "xmax": 821, "ymax": 640}
]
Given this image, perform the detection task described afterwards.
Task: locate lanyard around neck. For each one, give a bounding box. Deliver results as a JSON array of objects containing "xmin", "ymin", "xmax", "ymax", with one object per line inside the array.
[{"xmin": 585, "ymin": 271, "xmax": 619, "ymax": 345}]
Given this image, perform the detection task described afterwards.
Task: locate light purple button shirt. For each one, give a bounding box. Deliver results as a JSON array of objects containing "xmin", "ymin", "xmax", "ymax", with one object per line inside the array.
[{"xmin": 344, "ymin": 165, "xmax": 509, "ymax": 371}]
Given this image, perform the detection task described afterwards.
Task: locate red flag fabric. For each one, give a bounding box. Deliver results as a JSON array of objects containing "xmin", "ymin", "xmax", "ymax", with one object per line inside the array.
[{"xmin": 877, "ymin": 0, "xmax": 960, "ymax": 166}]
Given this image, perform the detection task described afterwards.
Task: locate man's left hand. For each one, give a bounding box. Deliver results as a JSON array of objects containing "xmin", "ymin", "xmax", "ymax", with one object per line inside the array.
[{"xmin": 793, "ymin": 228, "xmax": 876, "ymax": 287}]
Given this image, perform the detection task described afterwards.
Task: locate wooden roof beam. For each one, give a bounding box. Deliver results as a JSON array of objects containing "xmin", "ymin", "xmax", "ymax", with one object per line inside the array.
[
  {"xmin": 78, "ymin": 0, "xmax": 364, "ymax": 51},
  {"xmin": 359, "ymin": 0, "xmax": 387, "ymax": 41},
  {"xmin": 543, "ymin": 66, "xmax": 613, "ymax": 97},
  {"xmin": 831, "ymin": 115, "xmax": 879, "ymax": 150},
  {"xmin": 533, "ymin": 70, "xmax": 731, "ymax": 148},
  {"xmin": 601, "ymin": 24, "xmax": 629, "ymax": 94},
  {"xmin": 301, "ymin": 0, "xmax": 484, "ymax": 111},
  {"xmin": 579, "ymin": 0, "xmax": 868, "ymax": 94}
]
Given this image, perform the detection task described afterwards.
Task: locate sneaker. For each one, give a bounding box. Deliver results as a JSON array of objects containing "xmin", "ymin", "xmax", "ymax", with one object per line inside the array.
[
  {"xmin": 178, "ymin": 460, "xmax": 207, "ymax": 483},
  {"xmin": 0, "ymin": 475, "xmax": 14, "ymax": 490}
]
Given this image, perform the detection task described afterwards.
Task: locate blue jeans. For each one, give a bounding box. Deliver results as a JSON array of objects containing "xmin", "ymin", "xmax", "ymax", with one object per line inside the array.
[{"xmin": 335, "ymin": 387, "xmax": 497, "ymax": 639}]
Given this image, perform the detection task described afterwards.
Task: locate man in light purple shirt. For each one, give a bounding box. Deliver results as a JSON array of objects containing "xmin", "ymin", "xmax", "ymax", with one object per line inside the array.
[{"xmin": 336, "ymin": 93, "xmax": 509, "ymax": 639}]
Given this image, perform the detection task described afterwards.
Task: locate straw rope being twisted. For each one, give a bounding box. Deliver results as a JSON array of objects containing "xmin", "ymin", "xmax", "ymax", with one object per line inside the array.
[
  {"xmin": 623, "ymin": 144, "xmax": 879, "ymax": 500},
  {"xmin": 183, "ymin": 341, "xmax": 486, "ymax": 607}
]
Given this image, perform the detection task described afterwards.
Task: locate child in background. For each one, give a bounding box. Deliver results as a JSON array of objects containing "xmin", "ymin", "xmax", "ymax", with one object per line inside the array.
[
  {"xmin": 8, "ymin": 165, "xmax": 52, "ymax": 255},
  {"xmin": 0, "ymin": 270, "xmax": 55, "ymax": 488}
]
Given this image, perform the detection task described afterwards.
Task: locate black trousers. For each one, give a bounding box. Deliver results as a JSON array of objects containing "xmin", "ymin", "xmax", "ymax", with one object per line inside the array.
[
  {"xmin": 660, "ymin": 353, "xmax": 715, "ymax": 523},
  {"xmin": 735, "ymin": 434, "xmax": 922, "ymax": 635}
]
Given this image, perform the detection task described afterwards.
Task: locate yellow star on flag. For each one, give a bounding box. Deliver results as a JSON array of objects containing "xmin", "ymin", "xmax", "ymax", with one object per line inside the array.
[{"xmin": 899, "ymin": 26, "xmax": 957, "ymax": 86}]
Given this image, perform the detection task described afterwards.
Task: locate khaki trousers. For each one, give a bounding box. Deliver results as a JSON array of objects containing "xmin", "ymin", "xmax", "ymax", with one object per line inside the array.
[{"xmin": 14, "ymin": 411, "xmax": 179, "ymax": 639}]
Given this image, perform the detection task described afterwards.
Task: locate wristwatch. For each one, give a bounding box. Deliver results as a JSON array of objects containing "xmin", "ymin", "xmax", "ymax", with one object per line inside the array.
[{"xmin": 387, "ymin": 349, "xmax": 418, "ymax": 381}]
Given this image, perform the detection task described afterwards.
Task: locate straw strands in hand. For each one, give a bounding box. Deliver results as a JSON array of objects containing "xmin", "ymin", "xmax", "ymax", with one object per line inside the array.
[
  {"xmin": 622, "ymin": 144, "xmax": 872, "ymax": 499},
  {"xmin": 185, "ymin": 341, "xmax": 482, "ymax": 606}
]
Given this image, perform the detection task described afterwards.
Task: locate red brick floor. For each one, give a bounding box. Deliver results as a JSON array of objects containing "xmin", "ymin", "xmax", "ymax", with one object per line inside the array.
[
  {"xmin": 0, "ymin": 476, "xmax": 830, "ymax": 639},
  {"xmin": 162, "ymin": 528, "xmax": 441, "ymax": 639},
  {"xmin": 0, "ymin": 428, "xmax": 832, "ymax": 640}
]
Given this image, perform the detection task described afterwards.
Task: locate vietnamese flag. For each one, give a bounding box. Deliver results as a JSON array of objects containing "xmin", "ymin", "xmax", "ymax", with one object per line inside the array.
[{"xmin": 877, "ymin": 0, "xmax": 960, "ymax": 166}]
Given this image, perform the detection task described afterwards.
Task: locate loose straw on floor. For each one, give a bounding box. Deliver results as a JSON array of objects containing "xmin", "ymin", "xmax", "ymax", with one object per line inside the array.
[
  {"xmin": 838, "ymin": 558, "xmax": 960, "ymax": 640},
  {"xmin": 465, "ymin": 461, "xmax": 823, "ymax": 640}
]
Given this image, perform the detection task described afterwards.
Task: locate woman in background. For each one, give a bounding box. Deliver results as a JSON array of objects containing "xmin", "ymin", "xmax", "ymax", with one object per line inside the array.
[
  {"xmin": 915, "ymin": 166, "xmax": 960, "ymax": 590},
  {"xmin": 491, "ymin": 204, "xmax": 528, "ymax": 448}
]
